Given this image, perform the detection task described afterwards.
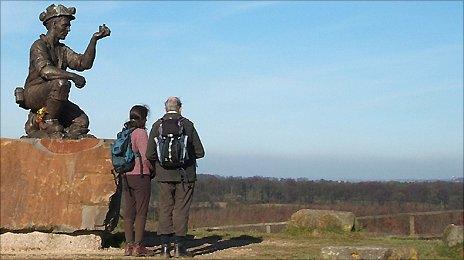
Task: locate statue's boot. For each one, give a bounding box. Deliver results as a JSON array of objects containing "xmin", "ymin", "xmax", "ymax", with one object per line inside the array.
[
  {"xmin": 25, "ymin": 112, "xmax": 40, "ymax": 135},
  {"xmin": 39, "ymin": 119, "xmax": 64, "ymax": 134},
  {"xmin": 64, "ymin": 115, "xmax": 91, "ymax": 139},
  {"xmin": 65, "ymin": 125, "xmax": 90, "ymax": 139},
  {"xmin": 24, "ymin": 112, "xmax": 53, "ymax": 138}
]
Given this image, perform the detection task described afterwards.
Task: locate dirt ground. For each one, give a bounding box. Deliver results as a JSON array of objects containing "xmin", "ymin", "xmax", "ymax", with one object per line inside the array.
[
  {"xmin": 0, "ymin": 230, "xmax": 461, "ymax": 259},
  {"xmin": 0, "ymin": 231, "xmax": 264, "ymax": 259},
  {"xmin": 1, "ymin": 234, "xmax": 264, "ymax": 259}
]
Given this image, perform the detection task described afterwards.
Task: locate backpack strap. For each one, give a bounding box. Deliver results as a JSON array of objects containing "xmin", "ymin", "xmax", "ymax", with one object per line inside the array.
[
  {"xmin": 131, "ymin": 129, "xmax": 144, "ymax": 179},
  {"xmin": 177, "ymin": 116, "xmax": 185, "ymax": 135},
  {"xmin": 136, "ymin": 151, "xmax": 144, "ymax": 178},
  {"xmin": 123, "ymin": 172, "xmax": 133, "ymax": 196},
  {"xmin": 158, "ymin": 117, "xmax": 164, "ymax": 136}
]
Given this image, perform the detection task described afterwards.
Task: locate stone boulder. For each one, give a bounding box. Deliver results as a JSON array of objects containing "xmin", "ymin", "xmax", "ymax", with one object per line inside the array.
[
  {"xmin": 321, "ymin": 246, "xmax": 417, "ymax": 260},
  {"xmin": 288, "ymin": 209, "xmax": 355, "ymax": 232},
  {"xmin": 0, "ymin": 138, "xmax": 117, "ymax": 233},
  {"xmin": 442, "ymin": 224, "xmax": 463, "ymax": 247}
]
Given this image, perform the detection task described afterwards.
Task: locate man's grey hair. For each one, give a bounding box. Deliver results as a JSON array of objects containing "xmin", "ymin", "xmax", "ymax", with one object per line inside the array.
[{"xmin": 165, "ymin": 96, "xmax": 182, "ymax": 112}]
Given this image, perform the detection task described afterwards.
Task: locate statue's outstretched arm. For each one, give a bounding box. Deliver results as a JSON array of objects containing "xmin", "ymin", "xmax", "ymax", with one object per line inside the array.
[{"xmin": 80, "ymin": 24, "xmax": 111, "ymax": 70}]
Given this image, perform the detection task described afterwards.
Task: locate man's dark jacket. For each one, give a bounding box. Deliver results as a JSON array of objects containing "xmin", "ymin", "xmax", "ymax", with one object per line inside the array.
[{"xmin": 146, "ymin": 112, "xmax": 204, "ymax": 182}]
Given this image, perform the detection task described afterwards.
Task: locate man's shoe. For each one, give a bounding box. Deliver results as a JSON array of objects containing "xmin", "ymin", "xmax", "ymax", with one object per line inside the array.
[
  {"xmin": 161, "ymin": 243, "xmax": 171, "ymax": 258},
  {"xmin": 174, "ymin": 243, "xmax": 193, "ymax": 258},
  {"xmin": 133, "ymin": 244, "xmax": 155, "ymax": 257},
  {"xmin": 124, "ymin": 243, "xmax": 134, "ymax": 256}
]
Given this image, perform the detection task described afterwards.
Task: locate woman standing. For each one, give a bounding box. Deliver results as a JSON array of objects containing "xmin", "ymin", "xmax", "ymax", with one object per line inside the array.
[{"xmin": 122, "ymin": 105, "xmax": 155, "ymax": 257}]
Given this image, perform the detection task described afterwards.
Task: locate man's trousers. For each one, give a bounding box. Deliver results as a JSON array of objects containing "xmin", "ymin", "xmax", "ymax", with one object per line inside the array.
[{"xmin": 157, "ymin": 182, "xmax": 195, "ymax": 236}]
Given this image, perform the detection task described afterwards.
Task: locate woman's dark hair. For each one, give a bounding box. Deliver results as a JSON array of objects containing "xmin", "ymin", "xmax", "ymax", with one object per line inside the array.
[{"xmin": 125, "ymin": 105, "xmax": 149, "ymax": 129}]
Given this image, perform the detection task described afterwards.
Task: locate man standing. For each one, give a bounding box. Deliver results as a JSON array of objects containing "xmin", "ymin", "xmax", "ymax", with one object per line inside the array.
[
  {"xmin": 15, "ymin": 4, "xmax": 110, "ymax": 139},
  {"xmin": 147, "ymin": 97, "xmax": 205, "ymax": 258}
]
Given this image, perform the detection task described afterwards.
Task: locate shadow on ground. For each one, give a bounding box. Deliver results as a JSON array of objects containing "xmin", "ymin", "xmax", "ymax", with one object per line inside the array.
[
  {"xmin": 100, "ymin": 231, "xmax": 162, "ymax": 248},
  {"xmin": 189, "ymin": 235, "xmax": 263, "ymax": 256},
  {"xmin": 101, "ymin": 231, "xmax": 263, "ymax": 256}
]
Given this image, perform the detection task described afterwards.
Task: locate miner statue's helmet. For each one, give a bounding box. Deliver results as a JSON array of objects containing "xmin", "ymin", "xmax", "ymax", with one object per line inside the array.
[{"xmin": 39, "ymin": 4, "xmax": 76, "ymax": 25}]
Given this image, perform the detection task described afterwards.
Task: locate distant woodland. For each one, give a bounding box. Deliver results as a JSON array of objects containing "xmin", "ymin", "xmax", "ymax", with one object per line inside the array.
[
  {"xmin": 152, "ymin": 174, "xmax": 463, "ymax": 209},
  {"xmin": 146, "ymin": 174, "xmax": 463, "ymax": 227}
]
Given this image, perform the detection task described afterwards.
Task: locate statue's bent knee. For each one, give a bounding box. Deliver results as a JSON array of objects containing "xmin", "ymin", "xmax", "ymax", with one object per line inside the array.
[{"xmin": 49, "ymin": 79, "xmax": 71, "ymax": 101}]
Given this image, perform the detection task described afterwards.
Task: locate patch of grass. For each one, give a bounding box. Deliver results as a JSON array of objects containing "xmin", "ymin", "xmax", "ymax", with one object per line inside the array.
[
  {"xmin": 436, "ymin": 243, "xmax": 464, "ymax": 260},
  {"xmin": 284, "ymin": 225, "xmax": 364, "ymax": 242},
  {"xmin": 284, "ymin": 225, "xmax": 315, "ymax": 236},
  {"xmin": 113, "ymin": 218, "xmax": 124, "ymax": 233},
  {"xmin": 189, "ymin": 229, "xmax": 462, "ymax": 259}
]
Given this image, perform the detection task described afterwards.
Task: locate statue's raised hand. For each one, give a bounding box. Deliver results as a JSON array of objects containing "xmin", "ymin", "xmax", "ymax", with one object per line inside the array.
[
  {"xmin": 73, "ymin": 74, "xmax": 86, "ymax": 89},
  {"xmin": 93, "ymin": 24, "xmax": 111, "ymax": 40}
]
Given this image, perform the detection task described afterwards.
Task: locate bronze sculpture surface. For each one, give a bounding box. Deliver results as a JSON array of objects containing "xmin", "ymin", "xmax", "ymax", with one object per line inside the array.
[{"xmin": 14, "ymin": 4, "xmax": 110, "ymax": 139}]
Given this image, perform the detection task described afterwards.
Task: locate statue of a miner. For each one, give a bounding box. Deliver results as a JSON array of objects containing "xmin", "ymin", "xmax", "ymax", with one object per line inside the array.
[{"xmin": 14, "ymin": 4, "xmax": 110, "ymax": 139}]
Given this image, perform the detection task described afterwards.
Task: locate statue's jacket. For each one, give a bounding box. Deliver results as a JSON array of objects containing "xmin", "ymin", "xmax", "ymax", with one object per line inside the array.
[{"xmin": 25, "ymin": 34, "xmax": 85, "ymax": 88}]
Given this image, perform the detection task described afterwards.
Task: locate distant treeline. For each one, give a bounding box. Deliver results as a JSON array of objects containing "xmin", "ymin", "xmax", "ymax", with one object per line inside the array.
[
  {"xmin": 144, "ymin": 174, "xmax": 463, "ymax": 227},
  {"xmin": 182, "ymin": 174, "xmax": 463, "ymax": 209}
]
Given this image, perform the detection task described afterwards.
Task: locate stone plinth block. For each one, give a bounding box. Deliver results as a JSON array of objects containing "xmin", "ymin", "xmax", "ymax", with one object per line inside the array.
[
  {"xmin": 0, "ymin": 138, "xmax": 116, "ymax": 233},
  {"xmin": 0, "ymin": 231, "xmax": 102, "ymax": 252}
]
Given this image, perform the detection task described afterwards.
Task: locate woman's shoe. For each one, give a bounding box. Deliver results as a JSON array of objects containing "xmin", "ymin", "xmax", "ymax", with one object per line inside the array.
[
  {"xmin": 133, "ymin": 244, "xmax": 155, "ymax": 257},
  {"xmin": 124, "ymin": 243, "xmax": 134, "ymax": 256}
]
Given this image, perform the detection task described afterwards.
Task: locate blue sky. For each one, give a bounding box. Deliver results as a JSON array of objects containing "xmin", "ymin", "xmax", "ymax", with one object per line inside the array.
[{"xmin": 1, "ymin": 1, "xmax": 463, "ymax": 180}]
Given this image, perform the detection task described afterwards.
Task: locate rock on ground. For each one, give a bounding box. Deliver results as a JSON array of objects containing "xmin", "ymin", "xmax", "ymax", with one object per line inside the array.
[
  {"xmin": 288, "ymin": 209, "xmax": 355, "ymax": 232},
  {"xmin": 320, "ymin": 246, "xmax": 418, "ymax": 260},
  {"xmin": 442, "ymin": 224, "xmax": 463, "ymax": 247}
]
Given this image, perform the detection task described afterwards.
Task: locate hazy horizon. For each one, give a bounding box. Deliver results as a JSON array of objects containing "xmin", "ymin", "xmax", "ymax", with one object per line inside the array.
[{"xmin": 1, "ymin": 1, "xmax": 462, "ymax": 180}]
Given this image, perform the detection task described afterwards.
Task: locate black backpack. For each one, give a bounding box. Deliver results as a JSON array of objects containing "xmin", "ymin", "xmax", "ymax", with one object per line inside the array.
[{"xmin": 155, "ymin": 116, "xmax": 189, "ymax": 169}]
